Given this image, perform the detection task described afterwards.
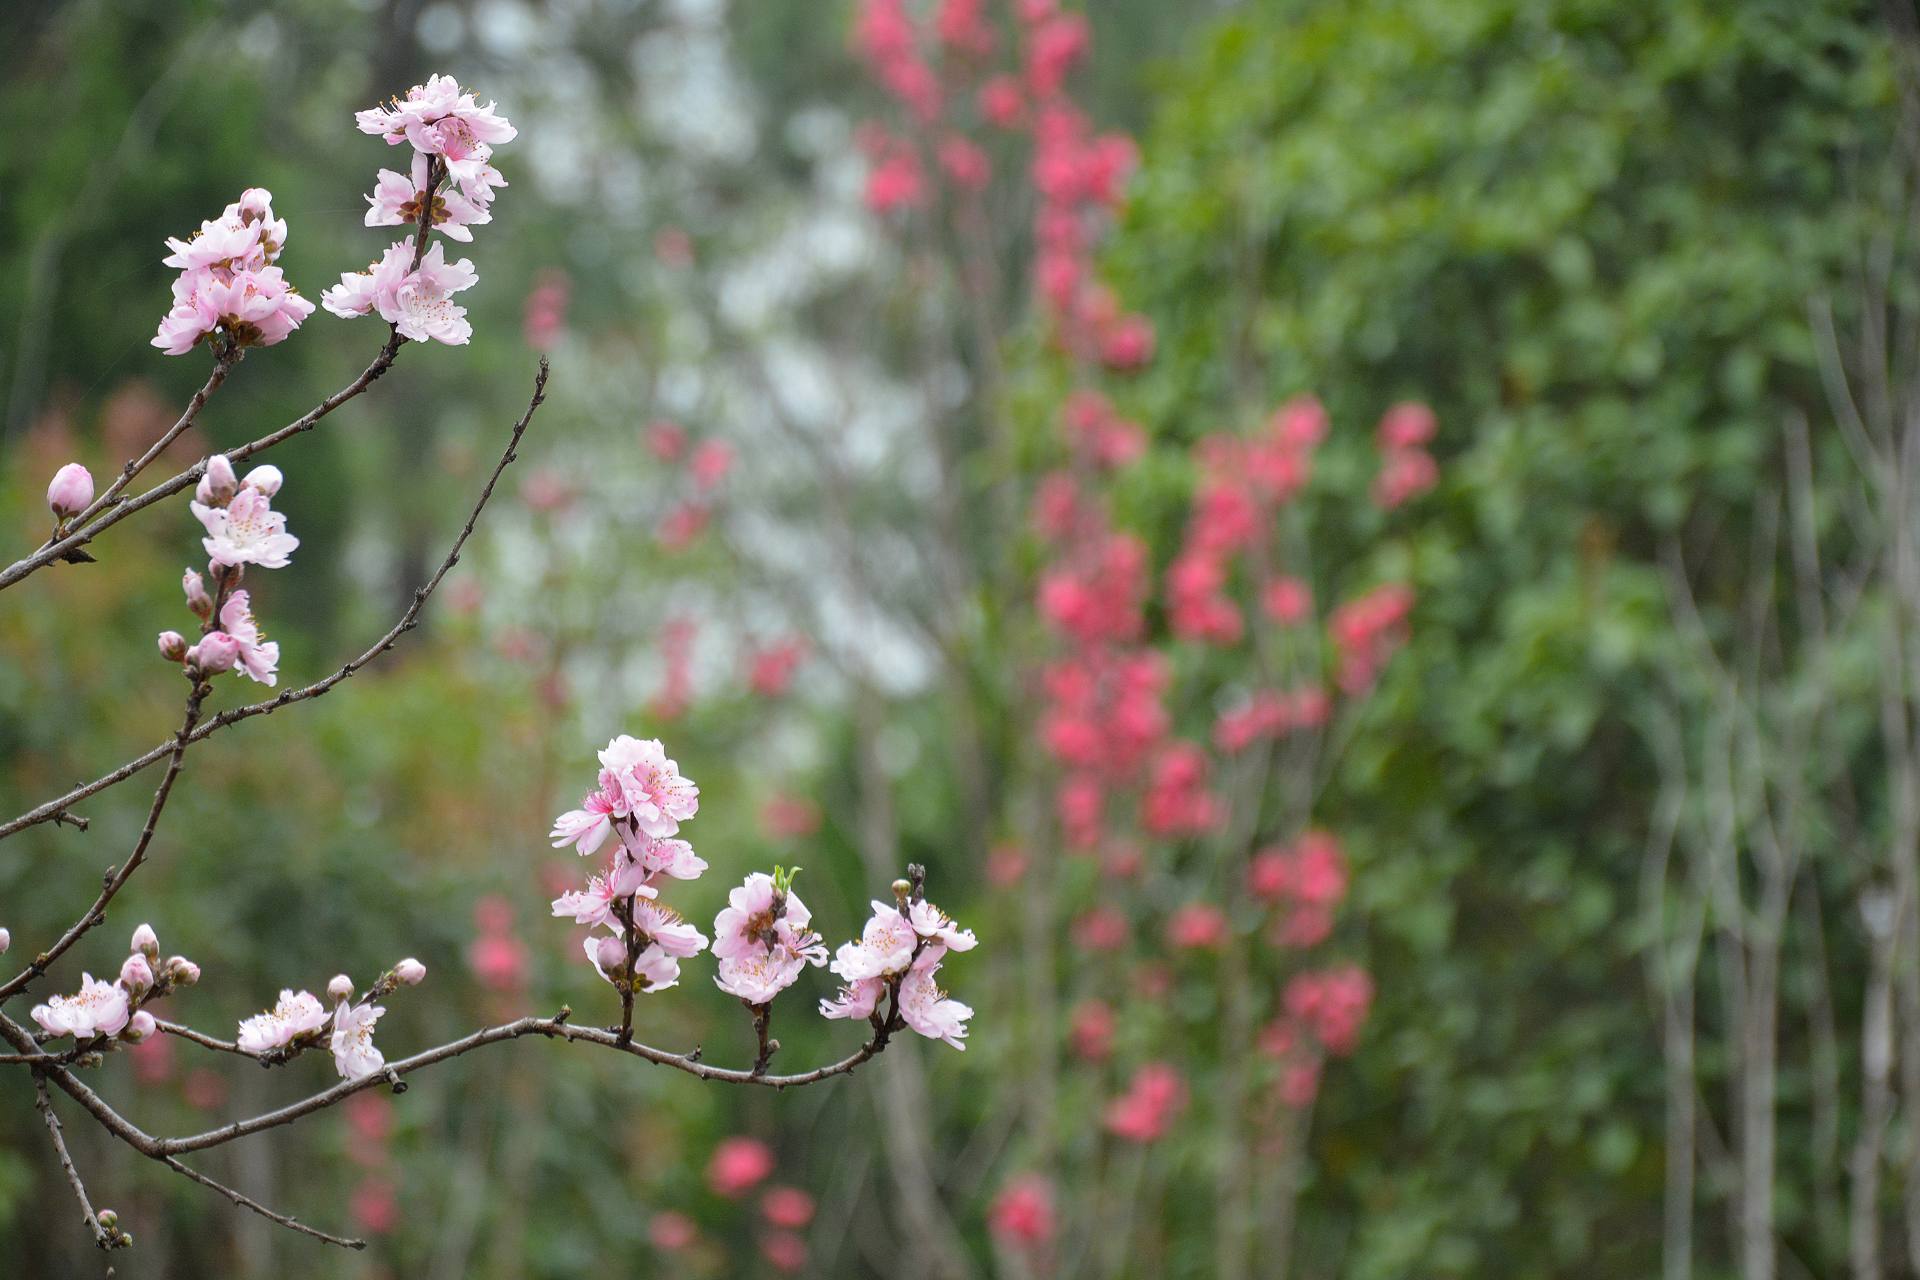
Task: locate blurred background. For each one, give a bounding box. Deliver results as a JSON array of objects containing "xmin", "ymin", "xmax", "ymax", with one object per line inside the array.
[{"xmin": 2, "ymin": 0, "xmax": 1916, "ymax": 1276}]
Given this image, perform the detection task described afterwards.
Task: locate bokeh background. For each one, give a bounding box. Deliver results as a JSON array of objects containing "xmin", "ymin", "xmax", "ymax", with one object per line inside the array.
[{"xmin": 2, "ymin": 0, "xmax": 1915, "ymax": 1276}]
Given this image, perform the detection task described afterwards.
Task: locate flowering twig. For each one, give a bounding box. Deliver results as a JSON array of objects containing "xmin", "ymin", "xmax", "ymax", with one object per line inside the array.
[{"xmin": 0, "ymin": 357, "xmax": 551, "ymax": 847}]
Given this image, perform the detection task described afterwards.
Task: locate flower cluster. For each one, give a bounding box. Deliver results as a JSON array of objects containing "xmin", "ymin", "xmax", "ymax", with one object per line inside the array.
[
  {"xmin": 31, "ymin": 923, "xmax": 198, "ymax": 1048},
  {"xmin": 152, "ymin": 188, "xmax": 315, "ymax": 357},
  {"xmin": 550, "ymin": 736, "xmax": 711, "ymax": 994},
  {"xmin": 1373, "ymin": 401, "xmax": 1440, "ymax": 510},
  {"xmin": 323, "ymin": 75, "xmax": 514, "ymax": 345},
  {"xmin": 820, "ymin": 890, "xmax": 976, "ymax": 1049},
  {"xmin": 712, "ymin": 868, "xmax": 826, "ymax": 1004},
  {"xmin": 233, "ymin": 959, "xmax": 424, "ymax": 1081},
  {"xmin": 158, "ymin": 455, "xmax": 295, "ymax": 686}
]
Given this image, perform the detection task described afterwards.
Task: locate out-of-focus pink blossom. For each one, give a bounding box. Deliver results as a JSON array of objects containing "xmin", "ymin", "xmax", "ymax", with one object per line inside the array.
[
  {"xmin": 1165, "ymin": 902, "xmax": 1228, "ymax": 951},
  {"xmin": 707, "ymin": 1136, "xmax": 776, "ymax": 1198},
  {"xmin": 761, "ymin": 1230, "xmax": 808, "ymax": 1274},
  {"xmin": 979, "ymin": 75, "xmax": 1025, "ymax": 127},
  {"xmin": 989, "ymin": 1173, "xmax": 1057, "ymax": 1247},
  {"xmin": 645, "ymin": 419, "xmax": 689, "ymax": 461},
  {"xmin": 940, "ymin": 135, "xmax": 992, "ymax": 191},
  {"xmin": 1377, "ymin": 401, "xmax": 1437, "ymax": 449},
  {"xmin": 1104, "ymin": 1062, "xmax": 1186, "ymax": 1142},
  {"xmin": 761, "ymin": 1185, "xmax": 816, "ymax": 1229},
  {"xmin": 759, "ymin": 792, "xmax": 821, "ymax": 840},
  {"xmin": 1069, "ymin": 998, "xmax": 1115, "ymax": 1061},
  {"xmin": 650, "ymin": 1210, "xmax": 698, "ymax": 1251},
  {"xmin": 350, "ymin": 1177, "xmax": 399, "ymax": 1235}
]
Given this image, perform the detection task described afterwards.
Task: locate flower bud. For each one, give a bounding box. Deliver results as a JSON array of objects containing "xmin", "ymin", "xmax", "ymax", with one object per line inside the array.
[
  {"xmin": 182, "ymin": 568, "xmax": 213, "ymax": 618},
  {"xmin": 327, "ymin": 974, "xmax": 355, "ymax": 1004},
  {"xmin": 123, "ymin": 1011, "xmax": 157, "ymax": 1043},
  {"xmin": 165, "ymin": 956, "xmax": 200, "ymax": 986},
  {"xmin": 96, "ymin": 1210, "xmax": 118, "ymax": 1231},
  {"xmin": 131, "ymin": 923, "xmax": 160, "ymax": 960},
  {"xmin": 47, "ymin": 463, "xmax": 94, "ymax": 519},
  {"xmin": 157, "ymin": 630, "xmax": 188, "ymax": 662},
  {"xmin": 0, "ymin": 928, "xmax": 10, "ymax": 954},
  {"xmin": 187, "ymin": 631, "xmax": 239, "ymax": 675},
  {"xmin": 395, "ymin": 958, "xmax": 426, "ymax": 986},
  {"xmin": 118, "ymin": 953, "xmax": 154, "ymax": 997},
  {"xmin": 891, "ymin": 878, "xmax": 912, "ymax": 902},
  {"xmin": 195, "ymin": 454, "xmax": 237, "ymax": 506},
  {"xmin": 240, "ymin": 464, "xmax": 283, "ymax": 497},
  {"xmin": 592, "ymin": 934, "xmax": 628, "ymax": 975}
]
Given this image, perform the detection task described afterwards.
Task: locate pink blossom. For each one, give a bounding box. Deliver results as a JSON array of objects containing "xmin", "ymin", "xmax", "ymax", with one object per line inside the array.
[
  {"xmin": 712, "ymin": 873, "xmax": 826, "ymax": 1001},
  {"xmin": 989, "ymin": 1173, "xmax": 1057, "ymax": 1247},
  {"xmin": 1280, "ymin": 1059, "xmax": 1320, "ymax": 1107},
  {"xmin": 550, "ymin": 788, "xmax": 618, "ymax": 856},
  {"xmin": 365, "ymin": 152, "xmax": 493, "ymax": 242},
  {"xmin": 330, "ymin": 1001, "xmax": 385, "ymax": 1080},
  {"xmin": 656, "ymin": 501, "xmax": 710, "ymax": 550},
  {"xmin": 1377, "ymin": 401, "xmax": 1437, "ymax": 449},
  {"xmin": 761, "ymin": 1185, "xmax": 816, "ymax": 1229},
  {"xmin": 598, "ymin": 735, "xmax": 700, "ymax": 838},
  {"xmin": 649, "ymin": 1210, "xmax": 698, "ymax": 1251},
  {"xmin": 355, "ymin": 73, "xmax": 517, "ymax": 152},
  {"xmin": 236, "ymin": 989, "xmax": 327, "ymax": 1054},
  {"xmin": 322, "ymin": 239, "xmax": 478, "ymax": 346},
  {"xmin": 706, "ymin": 1136, "xmax": 775, "ymax": 1197},
  {"xmin": 1103, "ymin": 1062, "xmax": 1187, "ymax": 1142},
  {"xmin": 1027, "ymin": 12, "xmax": 1090, "ymax": 99},
  {"xmin": 1373, "ymin": 446, "xmax": 1439, "ymax": 509},
  {"xmin": 154, "ymin": 265, "xmax": 315, "ymax": 355},
  {"xmin": 979, "ymin": 75, "xmax": 1025, "ymax": 127},
  {"xmin": 645, "ymin": 419, "xmax": 688, "ymax": 461},
  {"xmin": 31, "ymin": 974, "xmax": 131, "ymax": 1040},
  {"xmin": 827, "ymin": 900, "xmax": 918, "ymax": 981},
  {"xmin": 1165, "ymin": 902, "xmax": 1228, "ymax": 951},
  {"xmin": 819, "ymin": 975, "xmax": 885, "ymax": 1021},
  {"xmin": 1100, "ymin": 313, "xmax": 1155, "ymax": 370},
  {"xmin": 118, "ymin": 953, "xmax": 154, "ymax": 996},
  {"xmin": 217, "ymin": 591, "xmax": 279, "ymax": 686},
  {"xmin": 1284, "ymin": 967, "xmax": 1373, "ymax": 1055},
  {"xmin": 1070, "ymin": 905, "xmax": 1128, "ymax": 952},
  {"xmin": 192, "ymin": 486, "xmax": 299, "ymax": 569},
  {"xmin": 761, "ymin": 1231, "xmax": 808, "ymax": 1274},
  {"xmin": 47, "ymin": 463, "xmax": 93, "ymax": 519},
  {"xmin": 550, "ymin": 869, "xmax": 654, "ymax": 929},
  {"xmin": 1069, "ymin": 998, "xmax": 1115, "ymax": 1061},
  {"xmin": 939, "ymin": 135, "xmax": 992, "ymax": 191},
  {"xmin": 898, "ymin": 963, "xmax": 972, "ymax": 1048},
  {"xmin": 689, "ymin": 439, "xmax": 735, "ymax": 491},
  {"xmin": 350, "ymin": 1177, "xmax": 399, "ymax": 1235},
  {"xmin": 186, "ymin": 631, "xmax": 240, "ymax": 675},
  {"xmin": 158, "ymin": 630, "xmax": 187, "ymax": 662},
  {"xmin": 907, "ymin": 899, "xmax": 978, "ymax": 953},
  {"xmin": 1262, "ymin": 576, "xmax": 1312, "ymax": 625}
]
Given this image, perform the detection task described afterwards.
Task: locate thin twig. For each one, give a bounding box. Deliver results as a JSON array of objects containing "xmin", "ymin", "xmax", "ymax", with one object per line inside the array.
[
  {"xmin": 0, "ymin": 685, "xmax": 208, "ymax": 1000},
  {"xmin": 160, "ymin": 1154, "xmax": 365, "ymax": 1250},
  {"xmin": 0, "ymin": 357, "xmax": 551, "ymax": 846},
  {"xmin": 34, "ymin": 1076, "xmax": 123, "ymax": 1250}
]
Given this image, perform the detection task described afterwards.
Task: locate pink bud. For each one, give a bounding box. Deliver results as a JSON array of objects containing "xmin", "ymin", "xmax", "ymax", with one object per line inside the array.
[
  {"xmin": 195, "ymin": 455, "xmax": 237, "ymax": 506},
  {"xmin": 592, "ymin": 934, "xmax": 628, "ymax": 974},
  {"xmin": 394, "ymin": 958, "xmax": 426, "ymax": 986},
  {"xmin": 0, "ymin": 928, "xmax": 10, "ymax": 954},
  {"xmin": 157, "ymin": 631, "xmax": 187, "ymax": 662},
  {"xmin": 123, "ymin": 1011, "xmax": 157, "ymax": 1043},
  {"xmin": 182, "ymin": 568, "xmax": 212, "ymax": 618},
  {"xmin": 188, "ymin": 632, "xmax": 239, "ymax": 675},
  {"xmin": 240, "ymin": 464, "xmax": 283, "ymax": 497},
  {"xmin": 47, "ymin": 463, "xmax": 94, "ymax": 519},
  {"xmin": 119, "ymin": 953, "xmax": 154, "ymax": 996},
  {"xmin": 131, "ymin": 923, "xmax": 160, "ymax": 960},
  {"xmin": 165, "ymin": 956, "xmax": 200, "ymax": 985},
  {"xmin": 327, "ymin": 974, "xmax": 355, "ymax": 1004}
]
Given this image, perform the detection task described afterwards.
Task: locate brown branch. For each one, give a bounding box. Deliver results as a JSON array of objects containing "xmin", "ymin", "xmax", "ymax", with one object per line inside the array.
[
  {"xmin": 0, "ymin": 685, "xmax": 207, "ymax": 1001},
  {"xmin": 34, "ymin": 1076, "xmax": 127, "ymax": 1250},
  {"xmin": 160, "ymin": 1154, "xmax": 365, "ymax": 1250},
  {"xmin": 0, "ymin": 356, "xmax": 551, "ymax": 846}
]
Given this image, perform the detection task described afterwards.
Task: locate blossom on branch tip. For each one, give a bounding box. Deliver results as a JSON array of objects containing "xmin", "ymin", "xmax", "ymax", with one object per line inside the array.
[
  {"xmin": 153, "ymin": 189, "xmax": 313, "ymax": 357},
  {"xmin": 32, "ymin": 974, "xmax": 131, "ymax": 1039},
  {"xmin": 158, "ymin": 630, "xmax": 188, "ymax": 662},
  {"xmin": 118, "ymin": 953, "xmax": 154, "ymax": 997},
  {"xmin": 394, "ymin": 958, "xmax": 426, "ymax": 986},
  {"xmin": 236, "ymin": 989, "xmax": 328, "ymax": 1054},
  {"xmin": 196, "ymin": 454, "xmax": 238, "ymax": 506},
  {"xmin": 897, "ymin": 964, "xmax": 971, "ymax": 1049},
  {"xmin": 322, "ymin": 239, "xmax": 479, "ymax": 346},
  {"xmin": 124, "ymin": 1011, "xmax": 157, "ymax": 1043}
]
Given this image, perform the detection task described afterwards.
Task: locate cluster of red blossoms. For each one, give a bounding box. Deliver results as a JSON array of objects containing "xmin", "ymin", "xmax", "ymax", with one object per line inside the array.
[{"xmin": 849, "ymin": 0, "xmax": 1438, "ymax": 1255}]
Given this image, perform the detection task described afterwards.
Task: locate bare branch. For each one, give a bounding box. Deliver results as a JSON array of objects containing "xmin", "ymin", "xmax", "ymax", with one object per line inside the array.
[
  {"xmin": 160, "ymin": 1154, "xmax": 365, "ymax": 1251},
  {"xmin": 33, "ymin": 1077, "xmax": 126, "ymax": 1251}
]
